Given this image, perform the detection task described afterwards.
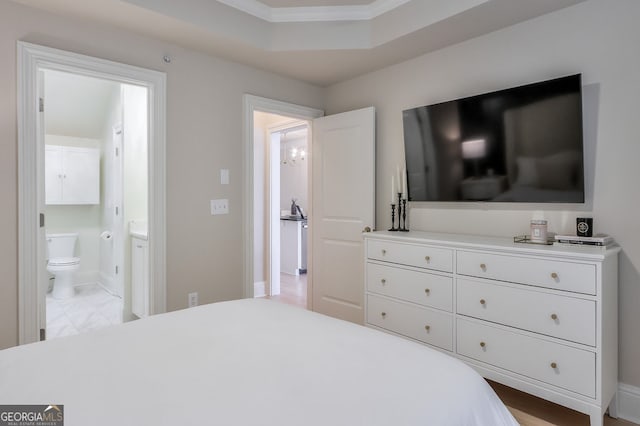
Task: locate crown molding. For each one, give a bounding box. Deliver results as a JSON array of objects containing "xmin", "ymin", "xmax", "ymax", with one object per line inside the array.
[{"xmin": 217, "ymin": 0, "xmax": 411, "ymax": 22}]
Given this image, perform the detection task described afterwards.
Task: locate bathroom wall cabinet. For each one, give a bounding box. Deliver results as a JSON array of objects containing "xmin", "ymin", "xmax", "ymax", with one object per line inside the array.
[
  {"xmin": 45, "ymin": 145, "xmax": 100, "ymax": 205},
  {"xmin": 131, "ymin": 236, "xmax": 149, "ymax": 318}
]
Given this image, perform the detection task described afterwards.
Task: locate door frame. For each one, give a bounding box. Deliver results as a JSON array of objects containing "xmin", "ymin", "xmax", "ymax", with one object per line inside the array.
[
  {"xmin": 242, "ymin": 95, "xmax": 322, "ymax": 306},
  {"xmin": 17, "ymin": 41, "xmax": 167, "ymax": 344}
]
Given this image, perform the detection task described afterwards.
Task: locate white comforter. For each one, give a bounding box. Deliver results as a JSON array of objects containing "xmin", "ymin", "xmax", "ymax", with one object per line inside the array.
[{"xmin": 0, "ymin": 299, "xmax": 517, "ymax": 425}]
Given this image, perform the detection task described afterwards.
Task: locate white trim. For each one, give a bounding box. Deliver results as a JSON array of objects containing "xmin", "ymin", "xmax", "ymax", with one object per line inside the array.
[
  {"xmin": 218, "ymin": 0, "xmax": 410, "ymax": 22},
  {"xmin": 253, "ymin": 281, "xmax": 266, "ymax": 298},
  {"xmin": 242, "ymin": 95, "xmax": 323, "ymax": 301},
  {"xmin": 617, "ymin": 382, "xmax": 640, "ymax": 424},
  {"xmin": 17, "ymin": 42, "xmax": 167, "ymax": 344}
]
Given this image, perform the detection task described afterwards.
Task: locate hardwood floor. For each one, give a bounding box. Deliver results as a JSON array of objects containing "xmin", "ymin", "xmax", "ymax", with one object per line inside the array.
[
  {"xmin": 490, "ymin": 380, "xmax": 637, "ymax": 426},
  {"xmin": 265, "ymin": 273, "xmax": 307, "ymax": 308},
  {"xmin": 264, "ymin": 279, "xmax": 636, "ymax": 426}
]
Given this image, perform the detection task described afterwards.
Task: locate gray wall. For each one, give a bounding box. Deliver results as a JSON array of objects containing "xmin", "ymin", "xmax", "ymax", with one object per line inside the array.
[
  {"xmin": 324, "ymin": 0, "xmax": 640, "ymax": 387},
  {"xmin": 0, "ymin": 0, "xmax": 323, "ymax": 349}
]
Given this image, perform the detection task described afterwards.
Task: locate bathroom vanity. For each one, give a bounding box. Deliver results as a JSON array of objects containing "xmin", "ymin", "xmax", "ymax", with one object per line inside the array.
[{"xmin": 130, "ymin": 223, "xmax": 149, "ymax": 318}]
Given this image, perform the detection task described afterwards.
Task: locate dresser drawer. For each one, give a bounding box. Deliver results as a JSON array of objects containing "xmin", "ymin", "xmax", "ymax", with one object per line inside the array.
[
  {"xmin": 457, "ymin": 318, "xmax": 595, "ymax": 397},
  {"xmin": 457, "ymin": 279, "xmax": 596, "ymax": 346},
  {"xmin": 367, "ymin": 263, "xmax": 453, "ymax": 312},
  {"xmin": 367, "ymin": 294, "xmax": 453, "ymax": 351},
  {"xmin": 367, "ymin": 240, "xmax": 453, "ymax": 273},
  {"xmin": 457, "ymin": 251, "xmax": 596, "ymax": 295}
]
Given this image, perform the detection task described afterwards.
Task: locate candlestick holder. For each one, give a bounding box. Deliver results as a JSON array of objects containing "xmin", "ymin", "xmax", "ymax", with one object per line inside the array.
[
  {"xmin": 399, "ymin": 199, "xmax": 409, "ymax": 232},
  {"xmin": 388, "ymin": 204, "xmax": 398, "ymax": 231}
]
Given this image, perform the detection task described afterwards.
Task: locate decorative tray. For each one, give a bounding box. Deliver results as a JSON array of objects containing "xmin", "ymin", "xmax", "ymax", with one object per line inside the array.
[{"xmin": 513, "ymin": 234, "xmax": 554, "ymax": 245}]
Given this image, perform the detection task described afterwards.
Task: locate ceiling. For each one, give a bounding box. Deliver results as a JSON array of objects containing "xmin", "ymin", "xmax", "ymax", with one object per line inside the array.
[
  {"xmin": 260, "ymin": 0, "xmax": 373, "ymax": 6},
  {"xmin": 14, "ymin": 0, "xmax": 586, "ymax": 86},
  {"xmin": 44, "ymin": 70, "xmax": 120, "ymax": 139}
]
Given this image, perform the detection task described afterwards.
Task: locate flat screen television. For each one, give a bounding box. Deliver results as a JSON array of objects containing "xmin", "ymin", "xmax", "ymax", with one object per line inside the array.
[{"xmin": 402, "ymin": 74, "xmax": 585, "ymax": 203}]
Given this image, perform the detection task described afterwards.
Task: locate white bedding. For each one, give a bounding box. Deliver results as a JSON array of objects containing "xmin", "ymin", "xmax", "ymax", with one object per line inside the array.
[{"xmin": 0, "ymin": 299, "xmax": 517, "ymax": 425}]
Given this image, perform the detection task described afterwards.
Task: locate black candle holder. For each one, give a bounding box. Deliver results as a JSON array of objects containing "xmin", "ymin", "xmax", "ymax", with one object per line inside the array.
[
  {"xmin": 399, "ymin": 199, "xmax": 409, "ymax": 232},
  {"xmin": 388, "ymin": 204, "xmax": 398, "ymax": 231}
]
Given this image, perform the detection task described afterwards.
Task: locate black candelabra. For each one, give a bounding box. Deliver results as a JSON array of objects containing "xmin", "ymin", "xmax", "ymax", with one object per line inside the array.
[
  {"xmin": 388, "ymin": 202, "xmax": 398, "ymax": 231},
  {"xmin": 399, "ymin": 198, "xmax": 409, "ymax": 232},
  {"xmin": 389, "ymin": 193, "xmax": 409, "ymax": 232}
]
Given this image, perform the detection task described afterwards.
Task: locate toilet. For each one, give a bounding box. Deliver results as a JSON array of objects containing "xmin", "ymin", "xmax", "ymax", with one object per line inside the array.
[{"xmin": 46, "ymin": 233, "xmax": 80, "ymax": 299}]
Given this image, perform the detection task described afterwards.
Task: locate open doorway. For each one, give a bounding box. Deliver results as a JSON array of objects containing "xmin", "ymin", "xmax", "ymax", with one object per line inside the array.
[
  {"xmin": 252, "ymin": 112, "xmax": 310, "ymax": 308},
  {"xmin": 18, "ymin": 42, "xmax": 167, "ymax": 345},
  {"xmin": 244, "ymin": 95, "xmax": 323, "ymax": 309},
  {"xmin": 42, "ymin": 70, "xmax": 149, "ymax": 339}
]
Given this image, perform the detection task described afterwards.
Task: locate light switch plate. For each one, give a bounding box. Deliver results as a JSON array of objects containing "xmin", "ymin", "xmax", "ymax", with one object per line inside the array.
[
  {"xmin": 211, "ymin": 199, "xmax": 229, "ymax": 215},
  {"xmin": 220, "ymin": 169, "xmax": 229, "ymax": 185}
]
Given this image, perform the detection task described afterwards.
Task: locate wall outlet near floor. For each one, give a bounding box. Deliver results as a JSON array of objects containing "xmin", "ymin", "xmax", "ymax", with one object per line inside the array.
[
  {"xmin": 210, "ymin": 199, "xmax": 229, "ymax": 215},
  {"xmin": 188, "ymin": 292, "xmax": 198, "ymax": 308}
]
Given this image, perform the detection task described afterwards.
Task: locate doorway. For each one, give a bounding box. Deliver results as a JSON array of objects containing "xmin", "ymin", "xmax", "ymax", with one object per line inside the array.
[
  {"xmin": 41, "ymin": 70, "xmax": 149, "ymax": 339},
  {"xmin": 254, "ymin": 116, "xmax": 310, "ymax": 308},
  {"xmin": 244, "ymin": 96, "xmax": 375, "ymax": 324},
  {"xmin": 17, "ymin": 42, "xmax": 167, "ymax": 345},
  {"xmin": 243, "ymin": 95, "xmax": 323, "ymax": 309}
]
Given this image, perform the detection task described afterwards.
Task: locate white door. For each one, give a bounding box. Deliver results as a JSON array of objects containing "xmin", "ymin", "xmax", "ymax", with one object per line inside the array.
[
  {"xmin": 311, "ymin": 107, "xmax": 375, "ymax": 324},
  {"xmin": 112, "ymin": 125, "xmax": 124, "ymax": 298}
]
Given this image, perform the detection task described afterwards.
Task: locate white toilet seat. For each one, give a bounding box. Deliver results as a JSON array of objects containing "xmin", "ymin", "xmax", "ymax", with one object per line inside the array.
[{"xmin": 48, "ymin": 257, "xmax": 80, "ymax": 267}]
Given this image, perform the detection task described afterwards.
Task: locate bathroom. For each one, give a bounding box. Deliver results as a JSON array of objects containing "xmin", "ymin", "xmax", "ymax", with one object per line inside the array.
[{"xmin": 43, "ymin": 69, "xmax": 149, "ymax": 339}]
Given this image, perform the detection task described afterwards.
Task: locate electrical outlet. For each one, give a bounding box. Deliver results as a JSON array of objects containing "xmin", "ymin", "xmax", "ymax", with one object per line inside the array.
[
  {"xmin": 210, "ymin": 199, "xmax": 229, "ymax": 215},
  {"xmin": 188, "ymin": 292, "xmax": 198, "ymax": 308}
]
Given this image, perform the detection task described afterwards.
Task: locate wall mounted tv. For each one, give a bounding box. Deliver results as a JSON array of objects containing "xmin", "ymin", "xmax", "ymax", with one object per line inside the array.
[{"xmin": 402, "ymin": 74, "xmax": 585, "ymax": 203}]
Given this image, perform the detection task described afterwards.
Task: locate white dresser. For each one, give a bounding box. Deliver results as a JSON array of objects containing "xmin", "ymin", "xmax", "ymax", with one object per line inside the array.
[{"xmin": 364, "ymin": 231, "xmax": 619, "ymax": 426}]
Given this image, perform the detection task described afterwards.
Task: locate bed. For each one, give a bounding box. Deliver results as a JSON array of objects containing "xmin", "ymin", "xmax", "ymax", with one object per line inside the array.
[{"xmin": 0, "ymin": 299, "xmax": 517, "ymax": 425}]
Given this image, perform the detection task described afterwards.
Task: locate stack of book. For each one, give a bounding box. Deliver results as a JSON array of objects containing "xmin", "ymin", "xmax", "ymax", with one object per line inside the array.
[{"xmin": 554, "ymin": 233, "xmax": 615, "ymax": 248}]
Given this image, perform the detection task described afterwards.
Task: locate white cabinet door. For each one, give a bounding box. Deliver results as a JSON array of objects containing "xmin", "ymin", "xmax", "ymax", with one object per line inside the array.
[
  {"xmin": 44, "ymin": 145, "xmax": 63, "ymax": 204},
  {"xmin": 44, "ymin": 145, "xmax": 100, "ymax": 205},
  {"xmin": 280, "ymin": 220, "xmax": 301, "ymax": 275},
  {"xmin": 62, "ymin": 147, "xmax": 100, "ymax": 204},
  {"xmin": 131, "ymin": 238, "xmax": 149, "ymax": 318}
]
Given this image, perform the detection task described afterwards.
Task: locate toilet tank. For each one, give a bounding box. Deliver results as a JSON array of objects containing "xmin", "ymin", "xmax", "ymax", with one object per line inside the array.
[{"xmin": 46, "ymin": 233, "xmax": 78, "ymax": 258}]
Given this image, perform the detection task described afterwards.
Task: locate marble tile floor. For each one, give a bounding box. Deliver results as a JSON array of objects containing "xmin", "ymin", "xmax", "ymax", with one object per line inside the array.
[{"xmin": 46, "ymin": 283, "xmax": 123, "ymax": 340}]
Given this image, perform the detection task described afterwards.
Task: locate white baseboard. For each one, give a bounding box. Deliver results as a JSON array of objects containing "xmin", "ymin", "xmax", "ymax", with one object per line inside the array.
[
  {"xmin": 254, "ymin": 281, "xmax": 266, "ymax": 298},
  {"xmin": 617, "ymin": 382, "xmax": 640, "ymax": 424},
  {"xmin": 99, "ymin": 271, "xmax": 115, "ymax": 292}
]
